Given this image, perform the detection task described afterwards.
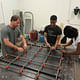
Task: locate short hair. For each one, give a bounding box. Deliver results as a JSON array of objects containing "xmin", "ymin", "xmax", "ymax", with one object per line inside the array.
[
  {"xmin": 10, "ymin": 15, "xmax": 21, "ymax": 22},
  {"xmin": 50, "ymin": 15, "xmax": 57, "ymax": 21}
]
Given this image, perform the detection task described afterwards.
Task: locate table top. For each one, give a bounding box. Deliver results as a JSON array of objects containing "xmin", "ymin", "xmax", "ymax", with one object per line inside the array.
[
  {"xmin": 0, "ymin": 43, "xmax": 62, "ymax": 80},
  {"xmin": 0, "ymin": 41, "xmax": 80, "ymax": 80}
]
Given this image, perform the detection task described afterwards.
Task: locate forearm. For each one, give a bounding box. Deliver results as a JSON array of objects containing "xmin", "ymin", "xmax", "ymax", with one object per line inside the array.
[
  {"xmin": 5, "ymin": 41, "xmax": 18, "ymax": 49},
  {"xmin": 20, "ymin": 35, "xmax": 27, "ymax": 45},
  {"xmin": 64, "ymin": 51, "xmax": 80, "ymax": 55},
  {"xmin": 53, "ymin": 35, "xmax": 61, "ymax": 48},
  {"xmin": 68, "ymin": 43, "xmax": 80, "ymax": 55},
  {"xmin": 61, "ymin": 43, "xmax": 80, "ymax": 55},
  {"xmin": 44, "ymin": 37, "xmax": 48, "ymax": 44},
  {"xmin": 64, "ymin": 39, "xmax": 73, "ymax": 46},
  {"xmin": 53, "ymin": 40, "xmax": 58, "ymax": 48},
  {"xmin": 22, "ymin": 38, "xmax": 27, "ymax": 45}
]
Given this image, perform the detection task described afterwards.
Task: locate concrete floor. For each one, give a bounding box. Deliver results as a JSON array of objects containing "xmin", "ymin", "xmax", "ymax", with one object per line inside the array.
[
  {"xmin": 73, "ymin": 56, "xmax": 80, "ymax": 80},
  {"xmin": 0, "ymin": 50, "xmax": 2, "ymax": 57},
  {"xmin": 61, "ymin": 54, "xmax": 80, "ymax": 80},
  {"xmin": 62, "ymin": 54, "xmax": 74, "ymax": 80}
]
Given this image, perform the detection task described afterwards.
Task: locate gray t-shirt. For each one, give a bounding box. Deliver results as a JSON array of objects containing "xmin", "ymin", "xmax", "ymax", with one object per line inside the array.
[{"xmin": 1, "ymin": 25, "xmax": 21, "ymax": 56}]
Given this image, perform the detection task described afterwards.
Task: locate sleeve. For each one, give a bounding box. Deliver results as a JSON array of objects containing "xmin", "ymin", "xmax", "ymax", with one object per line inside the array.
[
  {"xmin": 44, "ymin": 26, "xmax": 48, "ymax": 33},
  {"xmin": 1, "ymin": 28, "xmax": 9, "ymax": 39},
  {"xmin": 76, "ymin": 34, "xmax": 80, "ymax": 43}
]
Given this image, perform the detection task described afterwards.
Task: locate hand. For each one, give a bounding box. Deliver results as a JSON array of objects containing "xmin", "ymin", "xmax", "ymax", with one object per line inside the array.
[
  {"xmin": 63, "ymin": 44, "xmax": 67, "ymax": 48},
  {"xmin": 57, "ymin": 43, "xmax": 62, "ymax": 47},
  {"xmin": 17, "ymin": 47, "xmax": 24, "ymax": 52},
  {"xmin": 50, "ymin": 46, "xmax": 56, "ymax": 51},
  {"xmin": 57, "ymin": 43, "xmax": 67, "ymax": 48},
  {"xmin": 46, "ymin": 43, "xmax": 51, "ymax": 48},
  {"xmin": 60, "ymin": 50, "xmax": 66, "ymax": 53},
  {"xmin": 23, "ymin": 44, "xmax": 27, "ymax": 50}
]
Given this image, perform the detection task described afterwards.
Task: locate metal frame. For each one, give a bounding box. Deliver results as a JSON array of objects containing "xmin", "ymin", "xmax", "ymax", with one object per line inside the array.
[{"xmin": 0, "ymin": 43, "xmax": 64, "ymax": 80}]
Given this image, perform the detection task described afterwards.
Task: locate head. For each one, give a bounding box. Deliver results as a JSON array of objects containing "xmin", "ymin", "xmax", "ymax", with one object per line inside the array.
[
  {"xmin": 61, "ymin": 25, "xmax": 78, "ymax": 43},
  {"xmin": 50, "ymin": 15, "xmax": 57, "ymax": 27},
  {"xmin": 64, "ymin": 26, "xmax": 78, "ymax": 39},
  {"xmin": 10, "ymin": 15, "xmax": 21, "ymax": 28}
]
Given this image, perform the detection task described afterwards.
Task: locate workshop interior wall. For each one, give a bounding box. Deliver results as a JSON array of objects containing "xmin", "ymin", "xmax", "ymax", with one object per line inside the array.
[
  {"xmin": 0, "ymin": 0, "xmax": 20, "ymax": 24},
  {"xmin": 19, "ymin": 0, "xmax": 70, "ymax": 30},
  {"xmin": 0, "ymin": 0, "xmax": 80, "ymax": 31}
]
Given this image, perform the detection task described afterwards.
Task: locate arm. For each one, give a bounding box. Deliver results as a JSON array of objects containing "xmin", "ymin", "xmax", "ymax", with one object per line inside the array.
[
  {"xmin": 53, "ymin": 26, "xmax": 62, "ymax": 49},
  {"xmin": 61, "ymin": 42, "xmax": 80, "ymax": 55},
  {"xmin": 4, "ymin": 38, "xmax": 18, "ymax": 49},
  {"xmin": 62, "ymin": 39, "xmax": 73, "ymax": 48},
  {"xmin": 20, "ymin": 35, "xmax": 27, "ymax": 49},
  {"xmin": 44, "ymin": 32, "xmax": 48, "ymax": 44},
  {"xmin": 44, "ymin": 32, "xmax": 51, "ymax": 48},
  {"xmin": 3, "ymin": 38, "xmax": 23, "ymax": 52},
  {"xmin": 53, "ymin": 35, "xmax": 61, "ymax": 48},
  {"xmin": 20, "ymin": 35, "xmax": 27, "ymax": 45}
]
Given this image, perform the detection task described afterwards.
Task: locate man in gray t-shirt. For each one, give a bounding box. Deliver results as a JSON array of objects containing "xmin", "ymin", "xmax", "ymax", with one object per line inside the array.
[{"xmin": 1, "ymin": 15, "xmax": 27, "ymax": 56}]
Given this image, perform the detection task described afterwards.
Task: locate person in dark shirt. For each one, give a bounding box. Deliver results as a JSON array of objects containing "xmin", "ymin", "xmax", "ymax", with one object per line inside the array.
[{"xmin": 44, "ymin": 15, "xmax": 62, "ymax": 51}]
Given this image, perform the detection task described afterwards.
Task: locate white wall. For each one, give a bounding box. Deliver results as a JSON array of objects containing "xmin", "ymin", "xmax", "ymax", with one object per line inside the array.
[
  {"xmin": 0, "ymin": 0, "xmax": 4, "ymax": 23},
  {"xmin": 67, "ymin": 0, "xmax": 80, "ymax": 30},
  {"xmin": 0, "ymin": 0, "xmax": 20, "ymax": 24},
  {"xmin": 19, "ymin": 0, "xmax": 70, "ymax": 30},
  {"xmin": 0, "ymin": 0, "xmax": 80, "ymax": 31}
]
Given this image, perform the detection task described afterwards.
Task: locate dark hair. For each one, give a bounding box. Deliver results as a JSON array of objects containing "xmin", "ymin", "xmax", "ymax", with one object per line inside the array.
[
  {"xmin": 10, "ymin": 15, "xmax": 21, "ymax": 22},
  {"xmin": 61, "ymin": 25, "xmax": 78, "ymax": 43},
  {"xmin": 50, "ymin": 15, "xmax": 57, "ymax": 21}
]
